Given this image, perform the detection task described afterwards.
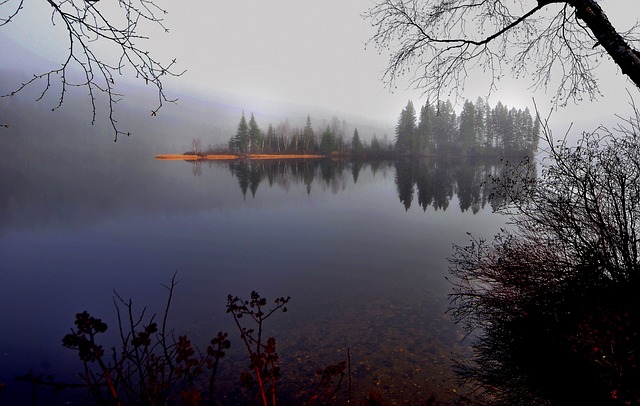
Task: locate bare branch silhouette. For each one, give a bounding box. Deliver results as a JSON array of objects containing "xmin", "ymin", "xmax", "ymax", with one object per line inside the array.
[
  {"xmin": 2, "ymin": 0, "xmax": 184, "ymax": 140},
  {"xmin": 364, "ymin": 0, "xmax": 640, "ymax": 106}
]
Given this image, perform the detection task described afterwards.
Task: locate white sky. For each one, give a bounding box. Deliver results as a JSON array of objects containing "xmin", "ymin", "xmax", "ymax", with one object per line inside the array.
[{"xmin": 2, "ymin": 0, "xmax": 639, "ymax": 127}]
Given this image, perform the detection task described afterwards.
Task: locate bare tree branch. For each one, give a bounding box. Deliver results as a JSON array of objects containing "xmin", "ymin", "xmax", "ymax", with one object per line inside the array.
[
  {"xmin": 364, "ymin": 0, "xmax": 640, "ymax": 106},
  {"xmin": 1, "ymin": 0, "xmax": 184, "ymax": 140},
  {"xmin": 0, "ymin": 0, "xmax": 24, "ymax": 26}
]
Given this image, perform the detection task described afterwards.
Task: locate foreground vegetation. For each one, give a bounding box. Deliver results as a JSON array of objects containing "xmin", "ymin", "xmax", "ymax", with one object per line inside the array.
[
  {"xmin": 11, "ymin": 276, "xmax": 458, "ymax": 405},
  {"xmin": 13, "ymin": 278, "xmax": 348, "ymax": 405},
  {"xmin": 449, "ymin": 111, "xmax": 640, "ymax": 405}
]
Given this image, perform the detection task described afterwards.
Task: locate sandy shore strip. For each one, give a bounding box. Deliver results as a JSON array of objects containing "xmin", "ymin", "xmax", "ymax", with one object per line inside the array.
[{"xmin": 155, "ymin": 153, "xmax": 325, "ymax": 161}]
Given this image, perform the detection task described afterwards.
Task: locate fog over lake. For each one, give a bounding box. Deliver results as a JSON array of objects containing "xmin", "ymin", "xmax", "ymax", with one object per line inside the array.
[
  {"xmin": 1, "ymin": 0, "xmax": 638, "ymax": 403},
  {"xmin": 0, "ymin": 103, "xmax": 514, "ymax": 403}
]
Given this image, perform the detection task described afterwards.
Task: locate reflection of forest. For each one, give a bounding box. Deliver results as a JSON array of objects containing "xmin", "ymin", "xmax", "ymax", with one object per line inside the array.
[
  {"xmin": 394, "ymin": 158, "xmax": 535, "ymax": 213},
  {"xmin": 193, "ymin": 157, "xmax": 536, "ymax": 213},
  {"xmin": 222, "ymin": 159, "xmax": 395, "ymax": 198}
]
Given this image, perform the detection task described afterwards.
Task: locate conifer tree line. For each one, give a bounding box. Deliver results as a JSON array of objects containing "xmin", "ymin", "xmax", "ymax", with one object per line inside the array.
[
  {"xmin": 226, "ymin": 112, "xmax": 393, "ymax": 157},
  {"xmin": 222, "ymin": 99, "xmax": 537, "ymax": 158},
  {"xmin": 395, "ymin": 99, "xmax": 540, "ymax": 157}
]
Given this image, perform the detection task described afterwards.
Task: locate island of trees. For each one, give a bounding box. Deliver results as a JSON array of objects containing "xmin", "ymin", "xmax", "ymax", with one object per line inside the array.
[{"xmin": 157, "ymin": 98, "xmax": 539, "ymax": 161}]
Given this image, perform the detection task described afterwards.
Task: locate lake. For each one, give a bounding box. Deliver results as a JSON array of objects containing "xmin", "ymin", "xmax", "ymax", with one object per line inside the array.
[{"xmin": 0, "ymin": 134, "xmax": 512, "ymax": 404}]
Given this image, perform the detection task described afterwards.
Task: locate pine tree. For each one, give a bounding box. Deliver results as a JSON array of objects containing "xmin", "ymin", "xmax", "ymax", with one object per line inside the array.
[
  {"xmin": 531, "ymin": 112, "xmax": 541, "ymax": 152},
  {"xmin": 232, "ymin": 112, "xmax": 250, "ymax": 153},
  {"xmin": 432, "ymin": 100, "xmax": 456, "ymax": 153},
  {"xmin": 302, "ymin": 115, "xmax": 315, "ymax": 153},
  {"xmin": 395, "ymin": 100, "xmax": 417, "ymax": 154},
  {"xmin": 491, "ymin": 102, "xmax": 509, "ymax": 153},
  {"xmin": 248, "ymin": 113, "xmax": 263, "ymax": 153},
  {"xmin": 319, "ymin": 125, "xmax": 337, "ymax": 155},
  {"xmin": 351, "ymin": 128, "xmax": 365, "ymax": 157},
  {"xmin": 370, "ymin": 134, "xmax": 383, "ymax": 155},
  {"xmin": 416, "ymin": 103, "xmax": 435, "ymax": 155},
  {"xmin": 391, "ymin": 97, "xmax": 538, "ymax": 157},
  {"xmin": 458, "ymin": 100, "xmax": 477, "ymax": 155},
  {"xmin": 473, "ymin": 97, "xmax": 488, "ymax": 152}
]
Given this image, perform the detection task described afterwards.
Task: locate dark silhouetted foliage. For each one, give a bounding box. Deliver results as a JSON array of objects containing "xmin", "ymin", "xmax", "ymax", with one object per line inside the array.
[{"xmin": 449, "ymin": 110, "xmax": 640, "ymax": 405}]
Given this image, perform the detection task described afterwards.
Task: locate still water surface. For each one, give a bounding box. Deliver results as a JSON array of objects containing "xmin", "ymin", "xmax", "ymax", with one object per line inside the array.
[{"xmin": 0, "ymin": 146, "xmax": 510, "ymax": 404}]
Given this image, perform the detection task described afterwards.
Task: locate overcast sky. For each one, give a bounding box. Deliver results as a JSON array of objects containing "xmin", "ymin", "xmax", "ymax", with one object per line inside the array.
[{"xmin": 2, "ymin": 0, "xmax": 639, "ymax": 127}]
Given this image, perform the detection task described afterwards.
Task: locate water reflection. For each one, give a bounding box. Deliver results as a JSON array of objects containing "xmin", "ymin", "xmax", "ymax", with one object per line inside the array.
[
  {"xmin": 191, "ymin": 158, "xmax": 533, "ymax": 213},
  {"xmin": 0, "ymin": 136, "xmax": 516, "ymax": 403}
]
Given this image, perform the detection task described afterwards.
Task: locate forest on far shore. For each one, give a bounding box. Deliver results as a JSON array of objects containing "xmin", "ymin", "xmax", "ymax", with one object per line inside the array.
[
  {"xmin": 190, "ymin": 98, "xmax": 539, "ymax": 159},
  {"xmin": 396, "ymin": 99, "xmax": 539, "ymax": 157}
]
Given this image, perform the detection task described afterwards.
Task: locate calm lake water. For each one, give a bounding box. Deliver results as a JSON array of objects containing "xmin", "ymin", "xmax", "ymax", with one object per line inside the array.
[{"xmin": 0, "ymin": 133, "xmax": 512, "ymax": 404}]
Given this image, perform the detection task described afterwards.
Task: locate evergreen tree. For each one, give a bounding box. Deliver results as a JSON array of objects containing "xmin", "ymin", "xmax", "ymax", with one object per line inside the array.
[
  {"xmin": 531, "ymin": 112, "xmax": 541, "ymax": 152},
  {"xmin": 330, "ymin": 116, "xmax": 347, "ymax": 152},
  {"xmin": 232, "ymin": 112, "xmax": 250, "ymax": 153},
  {"xmin": 248, "ymin": 113, "xmax": 263, "ymax": 153},
  {"xmin": 490, "ymin": 101, "xmax": 509, "ymax": 153},
  {"xmin": 502, "ymin": 107, "xmax": 517, "ymax": 154},
  {"xmin": 473, "ymin": 97, "xmax": 488, "ymax": 152},
  {"xmin": 302, "ymin": 115, "xmax": 316, "ymax": 152},
  {"xmin": 370, "ymin": 134, "xmax": 382, "ymax": 155},
  {"xmin": 458, "ymin": 100, "xmax": 477, "ymax": 155},
  {"xmin": 390, "ymin": 97, "xmax": 539, "ymax": 157},
  {"xmin": 511, "ymin": 108, "xmax": 530, "ymax": 155},
  {"xmin": 395, "ymin": 100, "xmax": 417, "ymax": 153},
  {"xmin": 432, "ymin": 100, "xmax": 456, "ymax": 153},
  {"xmin": 417, "ymin": 103, "xmax": 435, "ymax": 154},
  {"xmin": 351, "ymin": 128, "xmax": 365, "ymax": 156},
  {"xmin": 519, "ymin": 107, "xmax": 540, "ymax": 155},
  {"xmin": 483, "ymin": 100, "xmax": 493, "ymax": 151},
  {"xmin": 319, "ymin": 125, "xmax": 337, "ymax": 155}
]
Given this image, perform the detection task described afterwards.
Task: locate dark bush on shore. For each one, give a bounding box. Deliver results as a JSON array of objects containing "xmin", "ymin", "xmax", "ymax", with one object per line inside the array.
[{"xmin": 449, "ymin": 111, "xmax": 640, "ymax": 405}]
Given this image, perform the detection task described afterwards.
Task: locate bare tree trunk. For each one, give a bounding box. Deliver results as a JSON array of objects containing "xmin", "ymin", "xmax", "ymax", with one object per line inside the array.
[{"xmin": 569, "ymin": 0, "xmax": 640, "ymax": 89}]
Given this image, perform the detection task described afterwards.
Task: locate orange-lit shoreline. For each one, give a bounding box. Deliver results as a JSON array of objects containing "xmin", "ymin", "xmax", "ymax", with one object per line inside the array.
[{"xmin": 155, "ymin": 153, "xmax": 326, "ymax": 161}]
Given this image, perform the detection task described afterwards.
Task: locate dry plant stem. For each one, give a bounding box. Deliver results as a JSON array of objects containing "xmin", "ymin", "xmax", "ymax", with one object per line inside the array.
[
  {"xmin": 59, "ymin": 272, "xmax": 229, "ymax": 404},
  {"xmin": 90, "ymin": 337, "xmax": 118, "ymax": 403},
  {"xmin": 95, "ymin": 355, "xmax": 120, "ymax": 406},
  {"xmin": 161, "ymin": 272, "xmax": 178, "ymax": 383},
  {"xmin": 227, "ymin": 292, "xmax": 290, "ymax": 406},
  {"xmin": 256, "ymin": 367, "xmax": 269, "ymax": 406},
  {"xmin": 115, "ymin": 296, "xmax": 146, "ymax": 396},
  {"xmin": 207, "ymin": 337, "xmax": 225, "ymax": 406},
  {"xmin": 228, "ymin": 309, "xmax": 270, "ymax": 405},
  {"xmin": 76, "ymin": 326, "xmax": 120, "ymax": 404},
  {"xmin": 348, "ymin": 348, "xmax": 352, "ymax": 404}
]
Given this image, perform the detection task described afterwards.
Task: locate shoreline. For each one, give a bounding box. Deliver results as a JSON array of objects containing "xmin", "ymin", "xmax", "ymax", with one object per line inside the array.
[{"xmin": 155, "ymin": 153, "xmax": 327, "ymax": 161}]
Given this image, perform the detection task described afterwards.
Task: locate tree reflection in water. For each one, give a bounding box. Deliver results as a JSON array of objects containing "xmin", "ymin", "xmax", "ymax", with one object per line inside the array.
[
  {"xmin": 393, "ymin": 158, "xmax": 515, "ymax": 213},
  {"xmin": 191, "ymin": 157, "xmax": 529, "ymax": 213}
]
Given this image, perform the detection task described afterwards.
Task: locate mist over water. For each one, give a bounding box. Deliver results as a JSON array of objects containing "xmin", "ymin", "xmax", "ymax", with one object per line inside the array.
[{"xmin": 0, "ymin": 97, "xmax": 517, "ymax": 403}]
